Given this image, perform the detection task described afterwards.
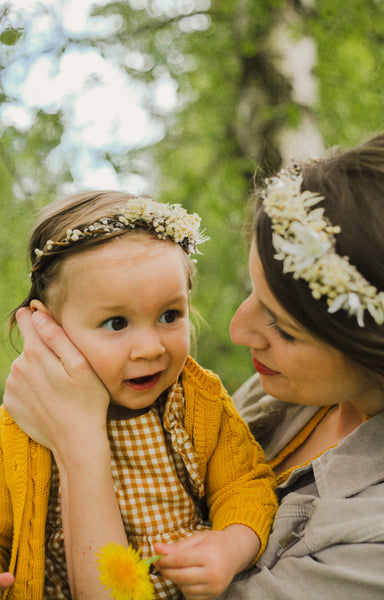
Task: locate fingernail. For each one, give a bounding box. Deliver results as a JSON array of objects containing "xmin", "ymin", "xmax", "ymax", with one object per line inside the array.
[{"xmin": 32, "ymin": 310, "xmax": 49, "ymax": 326}]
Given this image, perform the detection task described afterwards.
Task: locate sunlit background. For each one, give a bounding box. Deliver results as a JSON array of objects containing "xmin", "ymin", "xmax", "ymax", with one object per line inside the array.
[{"xmin": 1, "ymin": 0, "xmax": 182, "ymax": 191}]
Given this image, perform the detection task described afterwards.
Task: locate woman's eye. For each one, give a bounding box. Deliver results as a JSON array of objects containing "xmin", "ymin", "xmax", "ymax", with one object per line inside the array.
[
  {"xmin": 159, "ymin": 310, "xmax": 180, "ymax": 324},
  {"xmin": 102, "ymin": 317, "xmax": 127, "ymax": 331},
  {"xmin": 267, "ymin": 319, "xmax": 295, "ymax": 342}
]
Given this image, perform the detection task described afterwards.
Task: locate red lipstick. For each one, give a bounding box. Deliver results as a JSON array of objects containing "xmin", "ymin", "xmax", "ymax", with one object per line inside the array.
[{"xmin": 253, "ymin": 357, "xmax": 280, "ymax": 376}]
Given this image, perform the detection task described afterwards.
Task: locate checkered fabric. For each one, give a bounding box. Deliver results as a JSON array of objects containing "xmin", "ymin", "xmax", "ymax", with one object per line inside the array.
[{"xmin": 44, "ymin": 383, "xmax": 208, "ymax": 600}]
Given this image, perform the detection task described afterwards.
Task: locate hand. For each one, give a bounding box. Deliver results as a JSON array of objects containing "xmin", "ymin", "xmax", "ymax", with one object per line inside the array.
[
  {"xmin": 3, "ymin": 308, "xmax": 110, "ymax": 460},
  {"xmin": 154, "ymin": 525, "xmax": 260, "ymax": 600},
  {"xmin": 0, "ymin": 572, "xmax": 14, "ymax": 594},
  {"xmin": 4, "ymin": 309, "xmax": 127, "ymax": 600}
]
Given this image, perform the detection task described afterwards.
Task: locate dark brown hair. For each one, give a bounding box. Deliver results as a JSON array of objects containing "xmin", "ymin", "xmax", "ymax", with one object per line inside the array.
[{"xmin": 253, "ymin": 134, "xmax": 384, "ymax": 375}]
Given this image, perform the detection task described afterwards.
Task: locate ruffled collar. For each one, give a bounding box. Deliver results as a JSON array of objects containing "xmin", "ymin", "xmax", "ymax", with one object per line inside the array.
[{"xmin": 162, "ymin": 381, "xmax": 205, "ymax": 498}]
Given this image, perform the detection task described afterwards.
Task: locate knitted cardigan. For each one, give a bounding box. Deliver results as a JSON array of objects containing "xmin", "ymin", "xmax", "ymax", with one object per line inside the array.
[{"xmin": 0, "ymin": 356, "xmax": 277, "ymax": 599}]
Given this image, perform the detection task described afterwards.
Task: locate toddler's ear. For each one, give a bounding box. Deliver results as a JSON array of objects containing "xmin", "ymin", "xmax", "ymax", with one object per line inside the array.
[{"xmin": 30, "ymin": 299, "xmax": 51, "ymax": 315}]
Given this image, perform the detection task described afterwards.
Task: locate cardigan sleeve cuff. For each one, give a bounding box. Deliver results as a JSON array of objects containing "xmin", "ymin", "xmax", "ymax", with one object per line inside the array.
[{"xmin": 211, "ymin": 497, "xmax": 277, "ymax": 562}]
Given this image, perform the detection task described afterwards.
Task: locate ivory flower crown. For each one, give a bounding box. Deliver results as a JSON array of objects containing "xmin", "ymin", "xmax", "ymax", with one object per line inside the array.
[
  {"xmin": 261, "ymin": 163, "xmax": 384, "ymax": 327},
  {"xmin": 32, "ymin": 196, "xmax": 208, "ymax": 274}
]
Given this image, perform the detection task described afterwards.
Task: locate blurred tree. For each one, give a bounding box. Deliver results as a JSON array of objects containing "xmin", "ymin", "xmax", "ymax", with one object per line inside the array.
[
  {"xmin": 1, "ymin": 0, "xmax": 384, "ymax": 396},
  {"xmin": 0, "ymin": 6, "xmax": 67, "ymax": 386}
]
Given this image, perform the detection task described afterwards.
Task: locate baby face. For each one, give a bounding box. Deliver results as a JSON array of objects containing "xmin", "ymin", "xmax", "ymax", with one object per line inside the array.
[{"xmin": 49, "ymin": 234, "xmax": 191, "ymax": 411}]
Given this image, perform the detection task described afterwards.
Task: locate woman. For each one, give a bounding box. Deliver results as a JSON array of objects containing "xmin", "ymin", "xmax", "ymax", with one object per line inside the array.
[
  {"xmin": 3, "ymin": 134, "xmax": 384, "ymax": 599},
  {"xmin": 220, "ymin": 134, "xmax": 384, "ymax": 598}
]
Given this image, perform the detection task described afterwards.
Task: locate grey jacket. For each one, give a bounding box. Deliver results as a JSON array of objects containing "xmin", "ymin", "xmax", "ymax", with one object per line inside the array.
[{"xmin": 220, "ymin": 374, "xmax": 384, "ymax": 599}]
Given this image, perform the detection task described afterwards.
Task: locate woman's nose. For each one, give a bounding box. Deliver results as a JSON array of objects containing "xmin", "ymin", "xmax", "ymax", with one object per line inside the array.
[
  {"xmin": 230, "ymin": 297, "xmax": 269, "ymax": 349},
  {"xmin": 129, "ymin": 328, "xmax": 166, "ymax": 361}
]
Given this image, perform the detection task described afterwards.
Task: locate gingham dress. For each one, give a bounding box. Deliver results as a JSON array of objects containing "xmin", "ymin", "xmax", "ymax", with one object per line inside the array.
[{"xmin": 44, "ymin": 383, "xmax": 208, "ymax": 599}]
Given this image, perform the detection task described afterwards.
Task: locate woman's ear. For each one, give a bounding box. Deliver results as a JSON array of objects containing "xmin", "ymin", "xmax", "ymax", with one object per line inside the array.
[{"xmin": 30, "ymin": 299, "xmax": 51, "ymax": 315}]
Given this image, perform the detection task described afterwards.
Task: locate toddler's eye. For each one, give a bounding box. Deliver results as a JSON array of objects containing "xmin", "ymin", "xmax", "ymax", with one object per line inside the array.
[
  {"xmin": 159, "ymin": 310, "xmax": 180, "ymax": 324},
  {"xmin": 102, "ymin": 317, "xmax": 127, "ymax": 331}
]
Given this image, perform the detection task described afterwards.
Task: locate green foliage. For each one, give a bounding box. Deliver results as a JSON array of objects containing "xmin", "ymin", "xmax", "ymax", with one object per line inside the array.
[
  {"xmin": 310, "ymin": 0, "xmax": 384, "ymax": 147},
  {"xmin": 1, "ymin": 0, "xmax": 384, "ymax": 398},
  {"xmin": 150, "ymin": 0, "xmax": 283, "ymax": 391},
  {"xmin": 0, "ymin": 104, "xmax": 64, "ymax": 395},
  {"xmin": 0, "ymin": 26, "xmax": 23, "ymax": 46}
]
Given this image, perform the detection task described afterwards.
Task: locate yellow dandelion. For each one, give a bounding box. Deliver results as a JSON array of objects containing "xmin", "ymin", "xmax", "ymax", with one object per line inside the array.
[{"xmin": 97, "ymin": 542, "xmax": 159, "ymax": 600}]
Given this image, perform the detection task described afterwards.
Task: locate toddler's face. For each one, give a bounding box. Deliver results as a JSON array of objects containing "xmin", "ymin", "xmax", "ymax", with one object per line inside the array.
[{"xmin": 47, "ymin": 235, "xmax": 190, "ymax": 412}]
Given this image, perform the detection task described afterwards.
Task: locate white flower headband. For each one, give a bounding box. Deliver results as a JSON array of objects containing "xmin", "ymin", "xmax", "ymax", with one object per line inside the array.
[
  {"xmin": 261, "ymin": 164, "xmax": 384, "ymax": 327},
  {"xmin": 32, "ymin": 196, "xmax": 208, "ymax": 274}
]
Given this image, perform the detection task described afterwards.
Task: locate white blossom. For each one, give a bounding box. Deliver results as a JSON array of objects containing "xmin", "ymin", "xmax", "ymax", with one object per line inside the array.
[
  {"xmin": 262, "ymin": 165, "xmax": 383, "ymax": 328},
  {"xmin": 32, "ymin": 196, "xmax": 208, "ymax": 271}
]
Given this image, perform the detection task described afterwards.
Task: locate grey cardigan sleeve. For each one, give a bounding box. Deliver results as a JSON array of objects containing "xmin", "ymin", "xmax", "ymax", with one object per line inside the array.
[{"xmin": 221, "ymin": 542, "xmax": 384, "ymax": 600}]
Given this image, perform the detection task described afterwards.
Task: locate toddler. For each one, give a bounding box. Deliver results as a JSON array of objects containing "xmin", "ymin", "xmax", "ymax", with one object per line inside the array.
[{"xmin": 0, "ymin": 191, "xmax": 277, "ymax": 600}]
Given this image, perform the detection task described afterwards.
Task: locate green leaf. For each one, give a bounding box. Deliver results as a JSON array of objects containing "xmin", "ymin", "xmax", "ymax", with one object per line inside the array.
[{"xmin": 0, "ymin": 27, "xmax": 23, "ymax": 46}]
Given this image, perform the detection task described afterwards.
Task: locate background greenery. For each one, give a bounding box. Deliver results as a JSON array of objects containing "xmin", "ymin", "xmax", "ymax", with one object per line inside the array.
[{"xmin": 1, "ymin": 0, "xmax": 384, "ymax": 397}]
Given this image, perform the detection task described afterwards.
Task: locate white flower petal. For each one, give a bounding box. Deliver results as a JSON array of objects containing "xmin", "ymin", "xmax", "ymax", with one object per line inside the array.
[
  {"xmin": 328, "ymin": 294, "xmax": 348, "ymax": 314},
  {"xmin": 262, "ymin": 163, "xmax": 383, "ymax": 327}
]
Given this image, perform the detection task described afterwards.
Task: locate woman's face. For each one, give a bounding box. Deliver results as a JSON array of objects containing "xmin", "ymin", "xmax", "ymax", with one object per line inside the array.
[{"xmin": 230, "ymin": 239, "xmax": 384, "ymax": 414}]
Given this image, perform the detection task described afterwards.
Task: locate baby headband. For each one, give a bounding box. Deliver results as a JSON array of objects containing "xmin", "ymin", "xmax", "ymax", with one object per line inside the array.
[
  {"xmin": 31, "ymin": 196, "xmax": 208, "ymax": 275},
  {"xmin": 261, "ymin": 163, "xmax": 384, "ymax": 327}
]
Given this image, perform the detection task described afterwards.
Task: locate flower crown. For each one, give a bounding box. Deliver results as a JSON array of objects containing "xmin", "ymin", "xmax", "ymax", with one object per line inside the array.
[
  {"xmin": 32, "ymin": 196, "xmax": 208, "ymax": 273},
  {"xmin": 261, "ymin": 163, "xmax": 384, "ymax": 327}
]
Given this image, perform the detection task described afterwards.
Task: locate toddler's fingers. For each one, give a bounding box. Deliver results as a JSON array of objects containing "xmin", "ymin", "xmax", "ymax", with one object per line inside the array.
[
  {"xmin": 155, "ymin": 548, "xmax": 205, "ymax": 572},
  {"xmin": 154, "ymin": 531, "xmax": 206, "ymax": 556},
  {"xmin": 0, "ymin": 572, "xmax": 15, "ymax": 590},
  {"xmin": 157, "ymin": 563, "xmax": 206, "ymax": 582}
]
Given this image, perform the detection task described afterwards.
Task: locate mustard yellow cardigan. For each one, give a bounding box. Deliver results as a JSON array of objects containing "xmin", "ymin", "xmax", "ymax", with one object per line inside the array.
[{"xmin": 0, "ymin": 356, "xmax": 277, "ymax": 599}]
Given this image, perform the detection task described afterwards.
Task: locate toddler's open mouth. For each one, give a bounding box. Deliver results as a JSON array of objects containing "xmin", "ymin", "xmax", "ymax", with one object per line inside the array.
[
  {"xmin": 130, "ymin": 374, "xmax": 155, "ymax": 384},
  {"xmin": 125, "ymin": 372, "xmax": 162, "ymax": 390}
]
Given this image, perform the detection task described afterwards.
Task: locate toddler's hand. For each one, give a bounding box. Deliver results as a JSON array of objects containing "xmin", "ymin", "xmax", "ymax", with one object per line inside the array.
[
  {"xmin": 0, "ymin": 572, "xmax": 14, "ymax": 594},
  {"xmin": 154, "ymin": 525, "xmax": 260, "ymax": 600}
]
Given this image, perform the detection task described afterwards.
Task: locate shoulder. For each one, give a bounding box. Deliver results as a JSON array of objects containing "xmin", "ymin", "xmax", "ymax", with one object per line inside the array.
[
  {"xmin": 313, "ymin": 411, "xmax": 384, "ymax": 497},
  {"xmin": 0, "ymin": 405, "xmax": 23, "ymax": 434},
  {"xmin": 181, "ymin": 356, "xmax": 228, "ymax": 397},
  {"xmin": 180, "ymin": 358, "xmax": 263, "ymax": 466},
  {"xmin": 0, "ymin": 406, "xmax": 49, "ymax": 455},
  {"xmin": 181, "ymin": 357, "xmax": 238, "ymax": 440}
]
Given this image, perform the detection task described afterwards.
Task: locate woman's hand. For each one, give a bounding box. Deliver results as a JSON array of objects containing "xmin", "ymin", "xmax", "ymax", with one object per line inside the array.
[
  {"xmin": 3, "ymin": 309, "xmax": 129, "ymax": 599},
  {"xmin": 154, "ymin": 525, "xmax": 260, "ymax": 600},
  {"xmin": 3, "ymin": 308, "xmax": 110, "ymax": 459}
]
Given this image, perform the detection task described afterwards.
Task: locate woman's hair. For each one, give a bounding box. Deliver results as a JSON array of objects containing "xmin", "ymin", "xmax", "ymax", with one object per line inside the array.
[
  {"xmin": 253, "ymin": 133, "xmax": 384, "ymax": 375},
  {"xmin": 9, "ymin": 190, "xmax": 196, "ymax": 333}
]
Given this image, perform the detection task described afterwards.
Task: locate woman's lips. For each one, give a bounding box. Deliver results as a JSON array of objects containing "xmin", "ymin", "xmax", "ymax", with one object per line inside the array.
[
  {"xmin": 125, "ymin": 372, "xmax": 162, "ymax": 391},
  {"xmin": 253, "ymin": 357, "xmax": 281, "ymax": 376}
]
